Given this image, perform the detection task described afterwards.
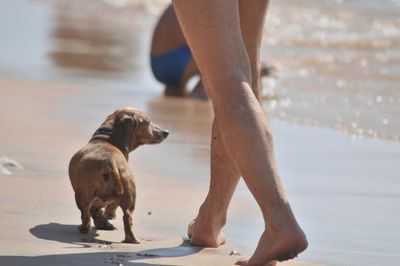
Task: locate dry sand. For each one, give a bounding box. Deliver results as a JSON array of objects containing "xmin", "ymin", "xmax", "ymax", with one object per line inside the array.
[{"xmin": 0, "ymin": 78, "xmax": 320, "ymax": 265}]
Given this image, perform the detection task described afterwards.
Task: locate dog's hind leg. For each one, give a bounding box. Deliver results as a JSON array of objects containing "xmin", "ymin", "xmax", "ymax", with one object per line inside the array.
[
  {"xmin": 121, "ymin": 207, "xmax": 139, "ymax": 244},
  {"xmin": 91, "ymin": 203, "xmax": 116, "ymax": 231},
  {"xmin": 76, "ymin": 194, "xmax": 92, "ymax": 233}
]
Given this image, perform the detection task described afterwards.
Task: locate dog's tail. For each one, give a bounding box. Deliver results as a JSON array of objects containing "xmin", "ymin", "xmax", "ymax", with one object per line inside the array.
[{"xmin": 107, "ymin": 162, "xmax": 124, "ymax": 196}]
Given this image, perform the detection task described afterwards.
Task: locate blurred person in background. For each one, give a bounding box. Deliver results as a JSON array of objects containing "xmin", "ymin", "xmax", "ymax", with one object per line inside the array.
[{"xmin": 150, "ymin": 4, "xmax": 274, "ymax": 100}]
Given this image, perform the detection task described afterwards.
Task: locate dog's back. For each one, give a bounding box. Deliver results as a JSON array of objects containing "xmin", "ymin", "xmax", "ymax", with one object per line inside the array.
[{"xmin": 69, "ymin": 142, "xmax": 124, "ymax": 201}]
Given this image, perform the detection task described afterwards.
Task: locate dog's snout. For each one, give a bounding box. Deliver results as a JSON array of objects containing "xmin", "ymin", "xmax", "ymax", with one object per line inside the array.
[{"xmin": 161, "ymin": 130, "xmax": 169, "ymax": 139}]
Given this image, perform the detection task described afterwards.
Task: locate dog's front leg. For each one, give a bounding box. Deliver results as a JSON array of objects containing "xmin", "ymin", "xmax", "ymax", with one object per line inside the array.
[
  {"xmin": 121, "ymin": 208, "xmax": 139, "ymax": 244},
  {"xmin": 104, "ymin": 202, "xmax": 119, "ymax": 219},
  {"xmin": 91, "ymin": 206, "xmax": 116, "ymax": 231}
]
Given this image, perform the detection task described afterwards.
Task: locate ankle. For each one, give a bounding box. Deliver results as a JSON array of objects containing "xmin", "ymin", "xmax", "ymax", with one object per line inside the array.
[
  {"xmin": 262, "ymin": 203, "xmax": 301, "ymax": 233},
  {"xmin": 164, "ymin": 85, "xmax": 186, "ymax": 97},
  {"xmin": 198, "ymin": 203, "xmax": 227, "ymax": 229}
]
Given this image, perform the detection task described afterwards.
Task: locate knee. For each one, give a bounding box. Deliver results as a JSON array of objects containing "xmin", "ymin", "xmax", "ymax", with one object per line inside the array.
[
  {"xmin": 262, "ymin": 126, "xmax": 275, "ymax": 146},
  {"xmin": 203, "ymin": 68, "xmax": 251, "ymax": 100}
]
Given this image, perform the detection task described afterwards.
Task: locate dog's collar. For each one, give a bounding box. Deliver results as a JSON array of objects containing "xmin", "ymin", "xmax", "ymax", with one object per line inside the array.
[{"xmin": 92, "ymin": 128, "xmax": 113, "ymax": 137}]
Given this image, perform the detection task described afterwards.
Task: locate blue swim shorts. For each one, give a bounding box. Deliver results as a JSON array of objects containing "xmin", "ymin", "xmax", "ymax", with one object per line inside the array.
[{"xmin": 150, "ymin": 46, "xmax": 191, "ymax": 86}]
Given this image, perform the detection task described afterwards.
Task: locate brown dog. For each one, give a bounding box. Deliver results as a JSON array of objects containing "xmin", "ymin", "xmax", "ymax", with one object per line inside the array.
[{"xmin": 68, "ymin": 107, "xmax": 169, "ymax": 243}]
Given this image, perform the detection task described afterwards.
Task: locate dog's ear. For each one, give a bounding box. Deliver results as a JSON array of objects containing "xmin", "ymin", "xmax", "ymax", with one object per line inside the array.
[{"xmin": 111, "ymin": 114, "xmax": 137, "ymax": 153}]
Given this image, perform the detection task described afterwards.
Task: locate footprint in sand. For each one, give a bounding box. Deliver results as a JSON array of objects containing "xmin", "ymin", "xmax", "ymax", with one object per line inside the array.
[
  {"xmin": 0, "ymin": 154, "xmax": 23, "ymax": 175},
  {"xmin": 103, "ymin": 254, "xmax": 132, "ymax": 265}
]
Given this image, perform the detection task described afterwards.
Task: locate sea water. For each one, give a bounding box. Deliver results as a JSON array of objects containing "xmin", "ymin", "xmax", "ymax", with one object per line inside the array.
[
  {"xmin": 262, "ymin": 0, "xmax": 400, "ymax": 141},
  {"xmin": 1, "ymin": 0, "xmax": 398, "ymax": 141}
]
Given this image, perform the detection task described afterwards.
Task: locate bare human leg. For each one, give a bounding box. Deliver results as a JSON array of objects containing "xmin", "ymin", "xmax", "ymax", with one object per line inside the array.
[
  {"xmin": 186, "ymin": 0, "xmax": 270, "ymax": 249},
  {"xmin": 187, "ymin": 121, "xmax": 240, "ymax": 247},
  {"xmin": 172, "ymin": 1, "xmax": 308, "ymax": 265},
  {"xmin": 238, "ymin": 2, "xmax": 308, "ymax": 263},
  {"xmin": 164, "ymin": 85, "xmax": 186, "ymax": 97}
]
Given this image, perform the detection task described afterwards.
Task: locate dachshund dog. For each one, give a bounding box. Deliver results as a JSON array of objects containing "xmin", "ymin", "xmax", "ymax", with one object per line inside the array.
[{"xmin": 69, "ymin": 108, "xmax": 169, "ymax": 243}]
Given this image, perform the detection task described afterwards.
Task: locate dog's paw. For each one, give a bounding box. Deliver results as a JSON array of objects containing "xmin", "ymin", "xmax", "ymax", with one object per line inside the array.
[
  {"xmin": 78, "ymin": 224, "xmax": 90, "ymax": 234},
  {"xmin": 122, "ymin": 238, "xmax": 140, "ymax": 244},
  {"xmin": 96, "ymin": 221, "xmax": 116, "ymax": 231}
]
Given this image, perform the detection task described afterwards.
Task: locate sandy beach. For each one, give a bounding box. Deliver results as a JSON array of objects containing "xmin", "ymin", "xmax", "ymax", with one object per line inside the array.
[
  {"xmin": 0, "ymin": 78, "xmax": 320, "ymax": 266},
  {"xmin": 0, "ymin": 0, "xmax": 399, "ymax": 265},
  {"xmin": 1, "ymin": 77, "xmax": 399, "ymax": 265}
]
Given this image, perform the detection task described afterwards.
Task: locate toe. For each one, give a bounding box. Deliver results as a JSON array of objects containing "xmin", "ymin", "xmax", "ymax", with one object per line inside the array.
[
  {"xmin": 187, "ymin": 219, "xmax": 196, "ymax": 238},
  {"xmin": 235, "ymin": 257, "xmax": 249, "ymax": 265}
]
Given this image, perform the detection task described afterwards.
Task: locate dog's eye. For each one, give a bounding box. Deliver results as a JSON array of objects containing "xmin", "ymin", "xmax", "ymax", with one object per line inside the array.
[{"xmin": 102, "ymin": 173, "xmax": 110, "ymax": 182}]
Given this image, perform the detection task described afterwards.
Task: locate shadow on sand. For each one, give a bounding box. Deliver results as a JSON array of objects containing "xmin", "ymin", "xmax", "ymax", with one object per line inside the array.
[
  {"xmin": 0, "ymin": 223, "xmax": 203, "ymax": 266},
  {"xmin": 30, "ymin": 222, "xmax": 101, "ymax": 247}
]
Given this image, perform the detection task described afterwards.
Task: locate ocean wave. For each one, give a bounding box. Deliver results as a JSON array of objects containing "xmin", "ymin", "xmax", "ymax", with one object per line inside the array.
[{"xmin": 262, "ymin": 0, "xmax": 400, "ymax": 141}]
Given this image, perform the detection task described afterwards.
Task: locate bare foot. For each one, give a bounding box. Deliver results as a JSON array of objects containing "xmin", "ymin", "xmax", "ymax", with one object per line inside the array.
[
  {"xmin": 236, "ymin": 228, "xmax": 308, "ymax": 266},
  {"xmin": 164, "ymin": 85, "xmax": 186, "ymax": 97},
  {"xmin": 187, "ymin": 218, "xmax": 225, "ymax": 247},
  {"xmin": 260, "ymin": 63, "xmax": 277, "ymax": 77},
  {"xmin": 236, "ymin": 258, "xmax": 277, "ymax": 266}
]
